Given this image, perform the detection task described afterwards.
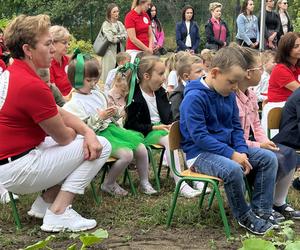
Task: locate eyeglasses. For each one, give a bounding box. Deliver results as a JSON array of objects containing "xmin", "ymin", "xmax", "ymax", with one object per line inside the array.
[
  {"xmin": 55, "ymin": 40, "xmax": 69, "ymax": 45},
  {"xmin": 247, "ymin": 65, "xmax": 264, "ymax": 72}
]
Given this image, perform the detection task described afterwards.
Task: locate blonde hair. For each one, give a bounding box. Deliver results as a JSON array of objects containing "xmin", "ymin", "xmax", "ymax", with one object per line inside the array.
[
  {"xmin": 261, "ymin": 50, "xmax": 276, "ymax": 65},
  {"xmin": 112, "ymin": 72, "xmax": 129, "ymax": 94},
  {"xmin": 4, "ymin": 14, "xmax": 51, "ymax": 59},
  {"xmin": 37, "ymin": 68, "xmax": 50, "ymax": 83},
  {"xmin": 209, "ymin": 2, "xmax": 223, "ymax": 12},
  {"xmin": 176, "ymin": 55, "xmax": 202, "ymax": 79},
  {"xmin": 116, "ymin": 52, "xmax": 131, "ymax": 65},
  {"xmin": 131, "ymin": 0, "xmax": 148, "ymax": 9},
  {"xmin": 138, "ymin": 56, "xmax": 161, "ymax": 81},
  {"xmin": 49, "ymin": 25, "xmax": 70, "ymax": 42},
  {"xmin": 200, "ymin": 49, "xmax": 215, "ymax": 63},
  {"xmin": 211, "ymin": 47, "xmax": 247, "ymax": 71},
  {"xmin": 165, "ymin": 51, "xmax": 189, "ymax": 76}
]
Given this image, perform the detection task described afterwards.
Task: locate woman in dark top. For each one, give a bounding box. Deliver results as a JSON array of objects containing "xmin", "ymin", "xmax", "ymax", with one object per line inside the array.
[
  {"xmin": 276, "ymin": 0, "xmax": 293, "ymax": 40},
  {"xmin": 205, "ymin": 2, "xmax": 230, "ymax": 51},
  {"xmin": 259, "ymin": 0, "xmax": 280, "ymax": 50},
  {"xmin": 175, "ymin": 5, "xmax": 200, "ymax": 54}
]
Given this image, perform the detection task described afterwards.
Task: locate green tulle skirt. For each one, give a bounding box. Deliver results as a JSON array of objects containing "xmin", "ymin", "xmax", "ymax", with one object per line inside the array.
[
  {"xmin": 97, "ymin": 123, "xmax": 144, "ymax": 153},
  {"xmin": 144, "ymin": 129, "xmax": 168, "ymax": 146}
]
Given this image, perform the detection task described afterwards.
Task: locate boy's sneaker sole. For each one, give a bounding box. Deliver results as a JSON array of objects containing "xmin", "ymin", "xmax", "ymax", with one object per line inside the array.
[{"xmin": 238, "ymin": 221, "xmax": 274, "ymax": 235}]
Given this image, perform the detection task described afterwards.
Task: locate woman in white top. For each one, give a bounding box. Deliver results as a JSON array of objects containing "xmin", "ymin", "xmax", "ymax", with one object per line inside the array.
[
  {"xmin": 175, "ymin": 5, "xmax": 200, "ymax": 54},
  {"xmin": 100, "ymin": 3, "xmax": 127, "ymax": 82}
]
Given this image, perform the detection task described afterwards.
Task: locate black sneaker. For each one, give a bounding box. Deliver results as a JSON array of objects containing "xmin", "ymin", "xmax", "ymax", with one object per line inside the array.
[
  {"xmin": 238, "ymin": 211, "xmax": 274, "ymax": 235},
  {"xmin": 292, "ymin": 177, "xmax": 300, "ymax": 191},
  {"xmin": 272, "ymin": 209, "xmax": 285, "ymax": 222},
  {"xmin": 273, "ymin": 204, "xmax": 300, "ymax": 220},
  {"xmin": 256, "ymin": 212, "xmax": 280, "ymax": 229}
]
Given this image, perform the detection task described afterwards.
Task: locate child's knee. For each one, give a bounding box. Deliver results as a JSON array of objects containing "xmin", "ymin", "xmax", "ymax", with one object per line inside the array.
[
  {"xmin": 226, "ymin": 164, "xmax": 244, "ymax": 182},
  {"xmin": 121, "ymin": 150, "xmax": 134, "ymax": 164}
]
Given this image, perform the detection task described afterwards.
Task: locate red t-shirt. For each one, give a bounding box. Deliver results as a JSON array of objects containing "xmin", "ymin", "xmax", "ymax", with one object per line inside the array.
[
  {"xmin": 0, "ymin": 59, "xmax": 58, "ymax": 159},
  {"xmin": 0, "ymin": 59, "xmax": 6, "ymax": 74},
  {"xmin": 125, "ymin": 9, "xmax": 150, "ymax": 50},
  {"xmin": 268, "ymin": 64, "xmax": 300, "ymax": 102},
  {"xmin": 50, "ymin": 55, "xmax": 72, "ymax": 96}
]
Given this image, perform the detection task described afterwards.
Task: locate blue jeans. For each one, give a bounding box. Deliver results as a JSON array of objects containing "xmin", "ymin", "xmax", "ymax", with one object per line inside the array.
[{"xmin": 193, "ymin": 147, "xmax": 278, "ymax": 221}]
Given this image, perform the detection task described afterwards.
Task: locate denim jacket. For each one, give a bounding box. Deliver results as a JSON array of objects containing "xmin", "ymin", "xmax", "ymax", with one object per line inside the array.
[{"xmin": 236, "ymin": 14, "xmax": 259, "ymax": 46}]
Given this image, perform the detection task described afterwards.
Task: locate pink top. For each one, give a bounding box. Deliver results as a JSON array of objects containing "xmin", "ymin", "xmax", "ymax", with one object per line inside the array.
[
  {"xmin": 211, "ymin": 17, "xmax": 227, "ymax": 42},
  {"xmin": 151, "ymin": 20, "xmax": 165, "ymax": 47},
  {"xmin": 236, "ymin": 89, "xmax": 268, "ymax": 148}
]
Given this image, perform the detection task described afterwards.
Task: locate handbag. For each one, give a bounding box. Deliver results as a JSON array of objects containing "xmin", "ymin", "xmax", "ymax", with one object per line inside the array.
[{"xmin": 93, "ymin": 25, "xmax": 110, "ymax": 57}]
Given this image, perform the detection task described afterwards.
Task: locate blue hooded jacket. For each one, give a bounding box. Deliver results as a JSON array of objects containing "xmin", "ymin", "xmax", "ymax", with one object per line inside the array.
[{"xmin": 180, "ymin": 77, "xmax": 248, "ymax": 160}]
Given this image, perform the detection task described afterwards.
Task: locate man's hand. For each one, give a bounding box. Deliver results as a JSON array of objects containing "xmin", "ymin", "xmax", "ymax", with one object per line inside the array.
[
  {"xmin": 231, "ymin": 152, "xmax": 253, "ymax": 175},
  {"xmin": 83, "ymin": 129, "xmax": 103, "ymax": 160}
]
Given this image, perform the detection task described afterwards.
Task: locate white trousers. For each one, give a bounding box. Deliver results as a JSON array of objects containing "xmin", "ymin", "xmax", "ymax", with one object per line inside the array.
[
  {"xmin": 126, "ymin": 50, "xmax": 141, "ymax": 63},
  {"xmin": 0, "ymin": 135, "xmax": 111, "ymax": 195}
]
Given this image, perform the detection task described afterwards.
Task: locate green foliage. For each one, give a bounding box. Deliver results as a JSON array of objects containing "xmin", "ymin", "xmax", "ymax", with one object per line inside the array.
[
  {"xmin": 68, "ymin": 37, "xmax": 94, "ymax": 55},
  {"xmin": 285, "ymin": 242, "xmax": 300, "ymax": 250},
  {"xmin": 0, "ymin": 16, "xmax": 13, "ymax": 30},
  {"xmin": 71, "ymin": 229, "xmax": 109, "ymax": 250},
  {"xmin": 239, "ymin": 238, "xmax": 276, "ymax": 250},
  {"xmin": 23, "ymin": 229, "xmax": 108, "ymax": 250},
  {"xmin": 239, "ymin": 220, "xmax": 300, "ymax": 250},
  {"xmin": 24, "ymin": 235, "xmax": 55, "ymax": 250}
]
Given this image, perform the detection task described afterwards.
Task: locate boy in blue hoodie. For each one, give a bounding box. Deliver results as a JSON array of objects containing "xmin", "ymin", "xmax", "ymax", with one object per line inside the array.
[{"xmin": 180, "ymin": 47, "xmax": 278, "ymax": 235}]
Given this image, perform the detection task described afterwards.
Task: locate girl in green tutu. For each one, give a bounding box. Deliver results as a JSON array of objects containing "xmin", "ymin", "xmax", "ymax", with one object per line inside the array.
[
  {"xmin": 123, "ymin": 56, "xmax": 202, "ymax": 198},
  {"xmin": 63, "ymin": 50, "xmax": 157, "ymax": 196}
]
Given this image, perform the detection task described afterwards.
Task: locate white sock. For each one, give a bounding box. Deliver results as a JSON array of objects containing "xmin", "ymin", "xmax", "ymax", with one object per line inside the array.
[{"xmin": 274, "ymin": 169, "xmax": 295, "ymax": 207}]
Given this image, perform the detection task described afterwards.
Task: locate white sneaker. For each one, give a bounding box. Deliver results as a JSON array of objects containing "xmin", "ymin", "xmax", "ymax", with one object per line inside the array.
[
  {"xmin": 140, "ymin": 182, "xmax": 158, "ymax": 195},
  {"xmin": 179, "ymin": 182, "xmax": 202, "ymax": 198},
  {"xmin": 193, "ymin": 181, "xmax": 211, "ymax": 194},
  {"xmin": 0, "ymin": 191, "xmax": 19, "ymax": 204},
  {"xmin": 41, "ymin": 206, "xmax": 97, "ymax": 232},
  {"xmin": 28, "ymin": 196, "xmax": 51, "ymax": 219}
]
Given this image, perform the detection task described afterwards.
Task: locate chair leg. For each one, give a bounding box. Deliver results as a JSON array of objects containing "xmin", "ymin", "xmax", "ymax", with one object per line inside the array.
[
  {"xmin": 90, "ymin": 181, "xmax": 101, "ymax": 205},
  {"xmin": 198, "ymin": 182, "xmax": 208, "ymax": 209},
  {"xmin": 166, "ymin": 166, "xmax": 170, "ymax": 179},
  {"xmin": 100, "ymin": 165, "xmax": 108, "ymax": 185},
  {"xmin": 207, "ymin": 184, "xmax": 217, "ymax": 210},
  {"xmin": 9, "ymin": 192, "xmax": 21, "ymax": 230},
  {"xmin": 125, "ymin": 168, "xmax": 137, "ymax": 196},
  {"xmin": 244, "ymin": 177, "xmax": 253, "ymax": 201},
  {"xmin": 157, "ymin": 148, "xmax": 165, "ymax": 182},
  {"xmin": 166, "ymin": 179, "xmax": 184, "ymax": 227},
  {"xmin": 212, "ymin": 182, "xmax": 231, "ymax": 239},
  {"xmin": 147, "ymin": 147, "xmax": 160, "ymax": 192}
]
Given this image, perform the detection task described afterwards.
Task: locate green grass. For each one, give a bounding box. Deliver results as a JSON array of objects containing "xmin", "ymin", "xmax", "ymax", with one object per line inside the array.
[{"xmin": 1, "ymin": 167, "xmax": 300, "ymax": 249}]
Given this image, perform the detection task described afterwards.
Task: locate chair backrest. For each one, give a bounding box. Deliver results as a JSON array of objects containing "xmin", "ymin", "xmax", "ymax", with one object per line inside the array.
[
  {"xmin": 169, "ymin": 121, "xmax": 181, "ymax": 151},
  {"xmin": 267, "ymin": 107, "xmax": 282, "ymax": 130},
  {"xmin": 267, "ymin": 107, "xmax": 282, "ymax": 139}
]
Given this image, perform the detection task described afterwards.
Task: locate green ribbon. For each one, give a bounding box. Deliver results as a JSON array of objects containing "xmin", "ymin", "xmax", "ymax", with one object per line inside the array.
[
  {"xmin": 117, "ymin": 57, "xmax": 140, "ymax": 107},
  {"xmin": 74, "ymin": 48, "xmax": 85, "ymax": 89}
]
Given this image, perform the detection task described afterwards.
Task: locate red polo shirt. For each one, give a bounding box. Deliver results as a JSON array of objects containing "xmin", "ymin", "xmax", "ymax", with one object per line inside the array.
[
  {"xmin": 0, "ymin": 59, "xmax": 5, "ymax": 74},
  {"xmin": 50, "ymin": 55, "xmax": 72, "ymax": 96},
  {"xmin": 0, "ymin": 59, "xmax": 58, "ymax": 159},
  {"xmin": 268, "ymin": 64, "xmax": 300, "ymax": 102},
  {"xmin": 125, "ymin": 9, "xmax": 150, "ymax": 50}
]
